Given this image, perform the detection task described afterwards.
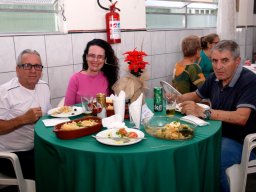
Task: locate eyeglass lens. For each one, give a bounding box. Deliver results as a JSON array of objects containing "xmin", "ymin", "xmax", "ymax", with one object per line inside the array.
[
  {"xmin": 87, "ymin": 53, "xmax": 105, "ymax": 61},
  {"xmin": 19, "ymin": 63, "xmax": 43, "ymax": 71}
]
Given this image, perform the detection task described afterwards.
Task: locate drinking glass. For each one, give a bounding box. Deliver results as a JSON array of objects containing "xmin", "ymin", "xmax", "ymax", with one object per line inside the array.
[
  {"xmin": 81, "ymin": 96, "xmax": 94, "ymax": 115},
  {"xmin": 166, "ymin": 94, "xmax": 177, "ymax": 116}
]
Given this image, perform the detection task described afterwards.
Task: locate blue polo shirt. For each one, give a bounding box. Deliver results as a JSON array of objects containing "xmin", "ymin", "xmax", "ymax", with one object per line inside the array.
[{"xmin": 196, "ymin": 64, "xmax": 256, "ymax": 143}]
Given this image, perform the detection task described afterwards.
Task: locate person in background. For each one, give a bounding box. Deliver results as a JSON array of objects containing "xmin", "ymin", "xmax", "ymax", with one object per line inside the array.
[
  {"xmin": 172, "ymin": 35, "xmax": 205, "ymax": 94},
  {"xmin": 173, "ymin": 40, "xmax": 256, "ymax": 192},
  {"xmin": 0, "ymin": 49, "xmax": 51, "ymax": 179},
  {"xmin": 64, "ymin": 38, "xmax": 119, "ymax": 105},
  {"xmin": 199, "ymin": 33, "xmax": 220, "ymax": 78}
]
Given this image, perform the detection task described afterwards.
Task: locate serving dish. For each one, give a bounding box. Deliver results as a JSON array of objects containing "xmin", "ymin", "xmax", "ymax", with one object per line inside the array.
[
  {"xmin": 53, "ymin": 116, "xmax": 102, "ymax": 139},
  {"xmin": 143, "ymin": 116, "xmax": 196, "ymax": 140}
]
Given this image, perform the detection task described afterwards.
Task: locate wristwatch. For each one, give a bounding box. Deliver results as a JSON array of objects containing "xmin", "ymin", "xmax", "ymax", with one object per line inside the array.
[{"xmin": 203, "ymin": 109, "xmax": 211, "ymax": 120}]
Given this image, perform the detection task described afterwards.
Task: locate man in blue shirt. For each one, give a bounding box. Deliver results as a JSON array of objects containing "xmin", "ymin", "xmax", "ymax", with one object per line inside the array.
[{"xmin": 176, "ymin": 40, "xmax": 256, "ymax": 192}]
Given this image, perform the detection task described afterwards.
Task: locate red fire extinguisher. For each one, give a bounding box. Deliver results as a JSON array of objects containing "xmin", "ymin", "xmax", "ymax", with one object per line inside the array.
[
  {"xmin": 98, "ymin": 0, "xmax": 121, "ymax": 44},
  {"xmin": 97, "ymin": 0, "xmax": 121, "ymax": 44},
  {"xmin": 105, "ymin": 2, "xmax": 121, "ymax": 44}
]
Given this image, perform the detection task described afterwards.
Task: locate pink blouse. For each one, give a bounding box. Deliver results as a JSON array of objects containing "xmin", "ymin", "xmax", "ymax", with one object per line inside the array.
[{"xmin": 64, "ymin": 71, "xmax": 109, "ymax": 106}]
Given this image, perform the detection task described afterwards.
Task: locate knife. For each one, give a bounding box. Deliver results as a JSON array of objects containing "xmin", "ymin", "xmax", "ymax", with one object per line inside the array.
[{"xmin": 92, "ymin": 135, "xmax": 146, "ymax": 140}]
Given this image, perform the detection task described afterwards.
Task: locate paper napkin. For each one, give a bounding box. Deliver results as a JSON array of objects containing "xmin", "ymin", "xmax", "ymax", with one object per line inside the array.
[
  {"xmin": 102, "ymin": 114, "xmax": 126, "ymax": 129},
  {"xmin": 180, "ymin": 115, "xmax": 209, "ymax": 126},
  {"xmin": 113, "ymin": 90, "xmax": 126, "ymax": 122},
  {"xmin": 129, "ymin": 93, "xmax": 143, "ymax": 128},
  {"xmin": 42, "ymin": 118, "xmax": 70, "ymax": 127},
  {"xmin": 141, "ymin": 103, "xmax": 154, "ymax": 120}
]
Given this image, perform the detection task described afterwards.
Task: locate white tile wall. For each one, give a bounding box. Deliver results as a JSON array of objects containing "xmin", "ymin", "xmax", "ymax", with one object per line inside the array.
[
  {"xmin": 72, "ymin": 33, "xmax": 96, "ymax": 64},
  {"xmin": 48, "ymin": 65, "xmax": 74, "ymax": 99},
  {"xmin": 166, "ymin": 31, "xmax": 182, "ymax": 53},
  {"xmin": 134, "ymin": 31, "xmax": 152, "ymax": 55},
  {"xmin": 151, "ymin": 31, "xmax": 166, "ymax": 55},
  {"xmin": 0, "ymin": 72, "xmax": 16, "ymax": 85},
  {"xmin": 254, "ymin": 28, "xmax": 256, "ymax": 44},
  {"xmin": 0, "ymin": 27, "xmax": 255, "ymax": 107},
  {"xmin": 116, "ymin": 32, "xmax": 135, "ymax": 59},
  {"xmin": 0, "ymin": 37, "xmax": 16, "ymax": 72},
  {"xmin": 151, "ymin": 54, "xmax": 167, "ymax": 79},
  {"xmin": 245, "ymin": 28, "xmax": 254, "ymax": 45},
  {"xmin": 14, "ymin": 36, "xmax": 47, "ymax": 68},
  {"xmin": 236, "ymin": 28, "xmax": 246, "ymax": 45},
  {"xmin": 245, "ymin": 45, "xmax": 253, "ymax": 60},
  {"xmin": 45, "ymin": 34, "xmax": 73, "ymax": 67},
  {"xmin": 166, "ymin": 52, "xmax": 183, "ymax": 81},
  {"xmin": 240, "ymin": 45, "xmax": 246, "ymax": 63}
]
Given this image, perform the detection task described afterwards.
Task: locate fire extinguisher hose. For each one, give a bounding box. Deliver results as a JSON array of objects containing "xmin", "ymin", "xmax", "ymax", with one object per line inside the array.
[{"xmin": 97, "ymin": 0, "xmax": 109, "ymax": 11}]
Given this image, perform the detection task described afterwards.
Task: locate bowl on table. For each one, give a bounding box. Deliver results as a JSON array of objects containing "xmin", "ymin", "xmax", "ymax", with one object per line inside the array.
[
  {"xmin": 53, "ymin": 116, "xmax": 102, "ymax": 139},
  {"xmin": 142, "ymin": 116, "xmax": 197, "ymax": 140}
]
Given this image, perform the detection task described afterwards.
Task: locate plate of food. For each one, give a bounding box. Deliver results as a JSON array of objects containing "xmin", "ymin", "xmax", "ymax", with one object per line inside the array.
[
  {"xmin": 94, "ymin": 127, "xmax": 145, "ymax": 146},
  {"xmin": 53, "ymin": 116, "xmax": 102, "ymax": 139},
  {"xmin": 48, "ymin": 106, "xmax": 83, "ymax": 118}
]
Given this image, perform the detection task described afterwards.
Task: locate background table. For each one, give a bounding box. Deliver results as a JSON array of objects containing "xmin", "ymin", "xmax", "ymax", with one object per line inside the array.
[
  {"xmin": 244, "ymin": 64, "xmax": 256, "ymax": 74},
  {"xmin": 35, "ymin": 99, "xmax": 222, "ymax": 192}
]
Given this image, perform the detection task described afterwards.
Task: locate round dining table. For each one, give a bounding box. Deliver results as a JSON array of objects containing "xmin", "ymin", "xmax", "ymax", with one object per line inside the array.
[{"xmin": 34, "ymin": 98, "xmax": 222, "ymax": 192}]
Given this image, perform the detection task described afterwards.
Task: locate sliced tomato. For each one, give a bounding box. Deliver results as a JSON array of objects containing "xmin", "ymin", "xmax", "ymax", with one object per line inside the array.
[
  {"xmin": 127, "ymin": 132, "xmax": 138, "ymax": 138},
  {"xmin": 117, "ymin": 128, "xmax": 128, "ymax": 136}
]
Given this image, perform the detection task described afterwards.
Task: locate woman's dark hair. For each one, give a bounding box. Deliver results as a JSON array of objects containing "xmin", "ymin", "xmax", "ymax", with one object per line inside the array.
[
  {"xmin": 82, "ymin": 39, "xmax": 119, "ymax": 94},
  {"xmin": 200, "ymin": 33, "xmax": 219, "ymax": 50}
]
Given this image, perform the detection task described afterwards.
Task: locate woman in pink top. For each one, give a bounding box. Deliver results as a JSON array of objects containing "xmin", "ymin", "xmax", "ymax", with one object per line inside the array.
[{"xmin": 64, "ymin": 39, "xmax": 119, "ymax": 105}]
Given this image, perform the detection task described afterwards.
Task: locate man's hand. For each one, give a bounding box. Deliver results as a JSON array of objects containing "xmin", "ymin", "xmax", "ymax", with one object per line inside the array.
[
  {"xmin": 0, "ymin": 107, "xmax": 42, "ymax": 135},
  {"xmin": 180, "ymin": 101, "xmax": 205, "ymax": 118},
  {"xmin": 21, "ymin": 107, "xmax": 42, "ymax": 125}
]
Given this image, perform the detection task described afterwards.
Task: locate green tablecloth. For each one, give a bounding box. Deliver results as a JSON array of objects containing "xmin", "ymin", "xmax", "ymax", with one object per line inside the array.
[{"xmin": 34, "ymin": 99, "xmax": 222, "ymax": 192}]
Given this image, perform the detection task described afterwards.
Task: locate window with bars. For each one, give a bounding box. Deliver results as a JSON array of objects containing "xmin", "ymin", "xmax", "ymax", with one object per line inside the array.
[
  {"xmin": 146, "ymin": 0, "xmax": 218, "ymax": 29},
  {"xmin": 0, "ymin": 0, "xmax": 65, "ymax": 34}
]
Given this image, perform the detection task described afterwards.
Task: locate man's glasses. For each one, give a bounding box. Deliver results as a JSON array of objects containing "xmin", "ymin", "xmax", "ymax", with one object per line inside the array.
[
  {"xmin": 18, "ymin": 63, "xmax": 44, "ymax": 71},
  {"xmin": 87, "ymin": 53, "xmax": 105, "ymax": 61}
]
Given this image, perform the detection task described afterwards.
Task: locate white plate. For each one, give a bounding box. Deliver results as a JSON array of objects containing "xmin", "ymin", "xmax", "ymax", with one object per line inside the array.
[
  {"xmin": 48, "ymin": 106, "xmax": 83, "ymax": 118},
  {"xmin": 95, "ymin": 128, "xmax": 145, "ymax": 146},
  {"xmin": 176, "ymin": 103, "xmax": 210, "ymax": 112}
]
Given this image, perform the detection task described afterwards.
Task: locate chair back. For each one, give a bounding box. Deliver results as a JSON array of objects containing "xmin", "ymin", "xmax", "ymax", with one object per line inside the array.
[
  {"xmin": 0, "ymin": 152, "xmax": 36, "ymax": 192},
  {"xmin": 240, "ymin": 134, "xmax": 256, "ymax": 188},
  {"xmin": 226, "ymin": 133, "xmax": 256, "ymax": 192}
]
